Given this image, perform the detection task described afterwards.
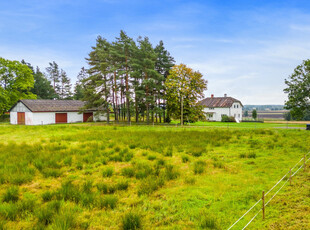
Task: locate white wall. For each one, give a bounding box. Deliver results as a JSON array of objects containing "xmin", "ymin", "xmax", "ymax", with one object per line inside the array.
[
  {"xmin": 204, "ymin": 102, "xmax": 243, "ymax": 122},
  {"xmin": 25, "ymin": 112, "xmax": 33, "ymax": 125},
  {"xmin": 32, "ymin": 113, "xmax": 55, "ymax": 125},
  {"xmin": 10, "ymin": 112, "xmax": 17, "ymax": 124},
  {"xmin": 68, "ymin": 112, "xmax": 83, "ymax": 123},
  {"xmin": 10, "ymin": 102, "xmax": 30, "ymax": 112},
  {"xmin": 94, "ymin": 113, "xmax": 107, "ymax": 122}
]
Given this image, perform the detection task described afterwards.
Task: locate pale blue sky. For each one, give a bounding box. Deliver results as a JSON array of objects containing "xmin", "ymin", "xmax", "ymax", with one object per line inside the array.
[{"xmin": 1, "ymin": 0, "xmax": 310, "ymax": 104}]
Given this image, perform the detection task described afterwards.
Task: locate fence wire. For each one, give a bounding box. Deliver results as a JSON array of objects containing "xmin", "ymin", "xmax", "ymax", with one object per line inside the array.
[{"xmin": 227, "ymin": 152, "xmax": 309, "ymax": 230}]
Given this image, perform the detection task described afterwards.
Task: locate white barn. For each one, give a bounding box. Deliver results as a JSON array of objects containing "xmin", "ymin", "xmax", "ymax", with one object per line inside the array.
[
  {"xmin": 200, "ymin": 94, "xmax": 243, "ymax": 122},
  {"xmin": 9, "ymin": 100, "xmax": 106, "ymax": 125}
]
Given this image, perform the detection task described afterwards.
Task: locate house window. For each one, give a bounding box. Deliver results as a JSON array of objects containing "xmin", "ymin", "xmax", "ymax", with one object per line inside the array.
[
  {"xmin": 209, "ymin": 107, "xmax": 214, "ymax": 110},
  {"xmin": 238, "ymin": 114, "xmax": 240, "ymax": 118},
  {"xmin": 237, "ymin": 105, "xmax": 239, "ymax": 108}
]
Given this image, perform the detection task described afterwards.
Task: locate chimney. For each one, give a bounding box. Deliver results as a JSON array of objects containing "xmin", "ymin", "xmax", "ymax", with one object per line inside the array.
[
  {"xmin": 224, "ymin": 94, "xmax": 227, "ymax": 97},
  {"xmin": 211, "ymin": 94, "xmax": 214, "ymax": 98}
]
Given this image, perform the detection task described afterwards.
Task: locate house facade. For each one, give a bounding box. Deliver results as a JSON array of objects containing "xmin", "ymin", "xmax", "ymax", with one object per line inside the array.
[
  {"xmin": 9, "ymin": 100, "xmax": 106, "ymax": 125},
  {"xmin": 200, "ymin": 94, "xmax": 243, "ymax": 122}
]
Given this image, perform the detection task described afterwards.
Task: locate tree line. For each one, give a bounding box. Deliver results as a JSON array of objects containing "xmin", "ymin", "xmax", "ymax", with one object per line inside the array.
[{"xmin": 0, "ymin": 30, "xmax": 207, "ymax": 123}]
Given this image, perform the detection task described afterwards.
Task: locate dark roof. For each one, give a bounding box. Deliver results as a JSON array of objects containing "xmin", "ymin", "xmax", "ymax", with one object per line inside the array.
[
  {"xmin": 9, "ymin": 100, "xmax": 95, "ymax": 112},
  {"xmin": 200, "ymin": 97, "xmax": 243, "ymax": 108}
]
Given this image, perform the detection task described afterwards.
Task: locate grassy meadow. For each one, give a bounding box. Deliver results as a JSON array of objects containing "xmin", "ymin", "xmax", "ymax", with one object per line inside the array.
[{"xmin": 0, "ymin": 123, "xmax": 309, "ymax": 229}]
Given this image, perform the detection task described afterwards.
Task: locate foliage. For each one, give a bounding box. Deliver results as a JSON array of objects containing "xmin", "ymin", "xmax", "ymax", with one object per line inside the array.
[
  {"xmin": 284, "ymin": 59, "xmax": 310, "ymax": 120},
  {"xmin": 221, "ymin": 115, "xmax": 236, "ymax": 122},
  {"xmin": 244, "ymin": 110, "xmax": 249, "ymax": 117},
  {"xmin": 0, "ymin": 57, "xmax": 36, "ymax": 115},
  {"xmin": 165, "ymin": 64, "xmax": 207, "ymax": 123},
  {"xmin": 252, "ymin": 109, "xmax": 257, "ymax": 120}
]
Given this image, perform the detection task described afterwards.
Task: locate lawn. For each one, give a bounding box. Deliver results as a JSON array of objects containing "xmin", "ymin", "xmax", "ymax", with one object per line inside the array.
[{"xmin": 0, "ymin": 123, "xmax": 309, "ymax": 229}]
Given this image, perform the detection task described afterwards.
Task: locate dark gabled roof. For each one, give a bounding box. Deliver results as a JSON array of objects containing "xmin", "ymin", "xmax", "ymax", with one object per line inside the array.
[
  {"xmin": 200, "ymin": 97, "xmax": 243, "ymax": 108},
  {"xmin": 9, "ymin": 100, "xmax": 95, "ymax": 112}
]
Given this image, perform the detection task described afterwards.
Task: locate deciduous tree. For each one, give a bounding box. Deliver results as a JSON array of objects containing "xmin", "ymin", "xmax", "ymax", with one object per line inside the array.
[{"xmin": 284, "ymin": 59, "xmax": 310, "ymax": 120}]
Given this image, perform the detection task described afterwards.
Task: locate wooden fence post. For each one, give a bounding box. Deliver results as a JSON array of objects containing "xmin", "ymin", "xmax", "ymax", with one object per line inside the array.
[
  {"xmin": 262, "ymin": 191, "xmax": 265, "ymax": 220},
  {"xmin": 289, "ymin": 168, "xmax": 292, "ymax": 186}
]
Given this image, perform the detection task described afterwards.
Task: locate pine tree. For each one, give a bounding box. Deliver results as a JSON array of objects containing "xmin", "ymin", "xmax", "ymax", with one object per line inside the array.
[
  {"xmin": 46, "ymin": 61, "xmax": 60, "ymax": 91},
  {"xmin": 58, "ymin": 69, "xmax": 72, "ymax": 99},
  {"xmin": 154, "ymin": 40, "xmax": 175, "ymax": 122},
  {"xmin": 85, "ymin": 36, "xmax": 112, "ymax": 123},
  {"xmin": 32, "ymin": 67, "xmax": 57, "ymax": 99},
  {"xmin": 74, "ymin": 67, "xmax": 88, "ymax": 100}
]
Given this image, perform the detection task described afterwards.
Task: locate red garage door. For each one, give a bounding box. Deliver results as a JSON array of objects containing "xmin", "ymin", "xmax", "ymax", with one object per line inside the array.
[
  {"xmin": 83, "ymin": 112, "xmax": 93, "ymax": 122},
  {"xmin": 55, "ymin": 113, "xmax": 67, "ymax": 124},
  {"xmin": 17, "ymin": 112, "xmax": 25, "ymax": 125}
]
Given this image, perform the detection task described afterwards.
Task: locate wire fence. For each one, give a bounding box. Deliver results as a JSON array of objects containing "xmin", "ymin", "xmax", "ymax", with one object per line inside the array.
[{"xmin": 227, "ymin": 152, "xmax": 309, "ymax": 230}]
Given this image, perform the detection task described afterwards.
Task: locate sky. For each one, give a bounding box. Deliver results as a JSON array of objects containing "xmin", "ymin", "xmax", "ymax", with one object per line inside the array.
[{"xmin": 1, "ymin": 0, "xmax": 310, "ymax": 104}]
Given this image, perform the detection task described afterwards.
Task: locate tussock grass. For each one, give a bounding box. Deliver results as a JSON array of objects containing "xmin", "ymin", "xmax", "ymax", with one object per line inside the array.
[{"xmin": 0, "ymin": 124, "xmax": 308, "ymax": 229}]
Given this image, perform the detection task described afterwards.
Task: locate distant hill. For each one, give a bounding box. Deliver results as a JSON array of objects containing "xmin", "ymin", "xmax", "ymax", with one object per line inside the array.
[{"xmin": 243, "ymin": 105, "xmax": 284, "ymax": 111}]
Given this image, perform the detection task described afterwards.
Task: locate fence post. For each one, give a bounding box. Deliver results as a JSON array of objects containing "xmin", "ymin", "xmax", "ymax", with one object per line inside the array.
[
  {"xmin": 289, "ymin": 168, "xmax": 292, "ymax": 186},
  {"xmin": 262, "ymin": 191, "xmax": 265, "ymax": 220}
]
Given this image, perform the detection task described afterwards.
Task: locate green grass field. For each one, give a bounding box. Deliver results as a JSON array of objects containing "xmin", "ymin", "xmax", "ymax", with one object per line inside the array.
[{"xmin": 0, "ymin": 123, "xmax": 309, "ymax": 229}]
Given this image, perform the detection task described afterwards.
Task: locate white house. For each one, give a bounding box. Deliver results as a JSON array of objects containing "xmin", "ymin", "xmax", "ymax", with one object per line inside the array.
[
  {"xmin": 200, "ymin": 94, "xmax": 243, "ymax": 122},
  {"xmin": 9, "ymin": 99, "xmax": 106, "ymax": 125}
]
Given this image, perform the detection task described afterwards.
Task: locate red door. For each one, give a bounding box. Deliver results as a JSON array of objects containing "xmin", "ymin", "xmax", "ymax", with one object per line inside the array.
[
  {"xmin": 17, "ymin": 112, "xmax": 25, "ymax": 125},
  {"xmin": 55, "ymin": 113, "xmax": 67, "ymax": 124},
  {"xmin": 83, "ymin": 112, "xmax": 93, "ymax": 122}
]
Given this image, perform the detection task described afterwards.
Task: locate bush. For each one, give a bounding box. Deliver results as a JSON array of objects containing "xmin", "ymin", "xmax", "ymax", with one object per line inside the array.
[
  {"xmin": 122, "ymin": 212, "xmax": 142, "ymax": 230},
  {"xmin": 193, "ymin": 160, "xmax": 206, "ymax": 174},
  {"xmin": 102, "ymin": 167, "xmax": 114, "ymax": 177},
  {"xmin": 3, "ymin": 186, "xmax": 19, "ymax": 203},
  {"xmin": 221, "ymin": 115, "xmax": 235, "ymax": 122}
]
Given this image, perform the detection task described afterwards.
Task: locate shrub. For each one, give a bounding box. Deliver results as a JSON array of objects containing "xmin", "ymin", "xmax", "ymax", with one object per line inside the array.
[
  {"xmin": 221, "ymin": 115, "xmax": 235, "ymax": 122},
  {"xmin": 99, "ymin": 195, "xmax": 118, "ymax": 209},
  {"xmin": 3, "ymin": 186, "xmax": 19, "ymax": 203},
  {"xmin": 193, "ymin": 160, "xmax": 206, "ymax": 174},
  {"xmin": 122, "ymin": 167, "xmax": 135, "ymax": 178},
  {"xmin": 102, "ymin": 167, "xmax": 114, "ymax": 177},
  {"xmin": 122, "ymin": 212, "xmax": 142, "ymax": 230}
]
